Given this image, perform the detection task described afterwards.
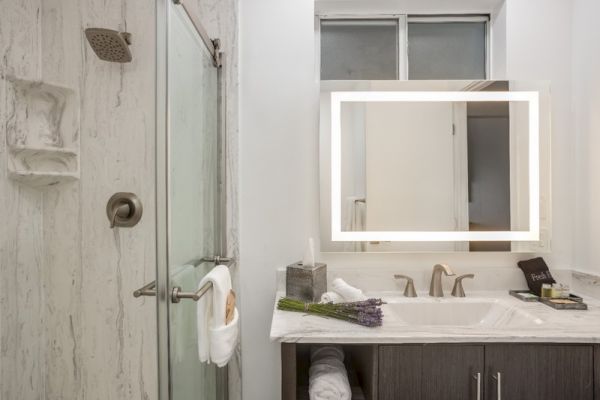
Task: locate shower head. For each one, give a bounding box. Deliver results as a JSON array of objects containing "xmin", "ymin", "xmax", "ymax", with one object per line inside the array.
[{"xmin": 84, "ymin": 28, "xmax": 132, "ymax": 63}]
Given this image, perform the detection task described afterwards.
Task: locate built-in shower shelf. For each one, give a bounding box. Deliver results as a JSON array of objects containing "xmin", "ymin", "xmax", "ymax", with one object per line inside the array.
[
  {"xmin": 8, "ymin": 145, "xmax": 79, "ymax": 187},
  {"xmin": 5, "ymin": 76, "xmax": 80, "ymax": 189},
  {"xmin": 9, "ymin": 170, "xmax": 79, "ymax": 188},
  {"xmin": 9, "ymin": 145, "xmax": 78, "ymax": 157}
]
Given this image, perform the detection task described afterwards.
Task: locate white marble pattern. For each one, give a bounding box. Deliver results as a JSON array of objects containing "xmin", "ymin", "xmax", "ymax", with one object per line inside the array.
[
  {"xmin": 572, "ymin": 270, "xmax": 600, "ymax": 299},
  {"xmin": 270, "ymin": 290, "xmax": 600, "ymax": 344},
  {"xmin": 1, "ymin": 0, "xmax": 158, "ymax": 399},
  {"xmin": 1, "ymin": 1, "xmax": 47, "ymax": 399},
  {"xmin": 2, "ymin": 0, "xmax": 240, "ymax": 399}
]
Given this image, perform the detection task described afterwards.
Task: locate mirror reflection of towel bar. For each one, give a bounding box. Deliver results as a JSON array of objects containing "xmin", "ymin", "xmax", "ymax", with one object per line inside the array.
[{"xmin": 132, "ymin": 256, "xmax": 235, "ymax": 300}]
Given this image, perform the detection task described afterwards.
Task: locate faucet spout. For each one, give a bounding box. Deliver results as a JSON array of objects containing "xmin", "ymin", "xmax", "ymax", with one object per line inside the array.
[{"xmin": 429, "ymin": 264, "xmax": 455, "ymax": 297}]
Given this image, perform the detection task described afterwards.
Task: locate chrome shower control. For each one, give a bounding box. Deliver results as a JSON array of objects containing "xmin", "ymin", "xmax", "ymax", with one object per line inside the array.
[{"xmin": 106, "ymin": 192, "xmax": 143, "ymax": 228}]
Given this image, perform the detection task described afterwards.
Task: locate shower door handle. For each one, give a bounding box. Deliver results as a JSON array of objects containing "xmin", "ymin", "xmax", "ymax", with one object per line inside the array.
[{"xmin": 133, "ymin": 281, "xmax": 157, "ymax": 298}]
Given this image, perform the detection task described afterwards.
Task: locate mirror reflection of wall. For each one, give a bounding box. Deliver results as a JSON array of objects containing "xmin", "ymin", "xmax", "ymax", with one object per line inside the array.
[{"xmin": 339, "ymin": 96, "xmax": 529, "ymax": 251}]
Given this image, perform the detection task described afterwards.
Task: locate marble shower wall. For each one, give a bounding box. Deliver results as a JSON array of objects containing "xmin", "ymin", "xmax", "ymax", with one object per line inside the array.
[
  {"xmin": 1, "ymin": 0, "xmax": 158, "ymax": 399},
  {"xmin": 1, "ymin": 0, "xmax": 240, "ymax": 399},
  {"xmin": 1, "ymin": 1, "xmax": 49, "ymax": 399}
]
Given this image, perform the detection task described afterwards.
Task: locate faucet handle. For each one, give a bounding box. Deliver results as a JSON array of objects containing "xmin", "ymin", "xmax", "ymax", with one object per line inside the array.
[
  {"xmin": 394, "ymin": 274, "xmax": 417, "ymax": 297},
  {"xmin": 451, "ymin": 274, "xmax": 475, "ymax": 297}
]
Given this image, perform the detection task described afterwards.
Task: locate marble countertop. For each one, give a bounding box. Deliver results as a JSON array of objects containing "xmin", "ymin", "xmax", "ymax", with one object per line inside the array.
[{"xmin": 270, "ymin": 291, "xmax": 600, "ymax": 344}]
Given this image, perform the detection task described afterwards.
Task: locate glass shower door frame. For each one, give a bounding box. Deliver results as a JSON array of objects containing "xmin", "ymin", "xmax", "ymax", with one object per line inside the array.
[{"xmin": 156, "ymin": 0, "xmax": 227, "ymax": 398}]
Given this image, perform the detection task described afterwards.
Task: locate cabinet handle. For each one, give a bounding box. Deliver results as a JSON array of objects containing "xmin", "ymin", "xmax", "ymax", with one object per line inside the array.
[
  {"xmin": 492, "ymin": 372, "xmax": 502, "ymax": 400},
  {"xmin": 473, "ymin": 372, "xmax": 481, "ymax": 400}
]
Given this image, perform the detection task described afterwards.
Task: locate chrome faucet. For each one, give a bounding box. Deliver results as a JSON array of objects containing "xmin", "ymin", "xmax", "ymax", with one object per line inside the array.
[
  {"xmin": 429, "ymin": 264, "xmax": 455, "ymax": 297},
  {"xmin": 451, "ymin": 274, "xmax": 475, "ymax": 297},
  {"xmin": 394, "ymin": 274, "xmax": 417, "ymax": 297}
]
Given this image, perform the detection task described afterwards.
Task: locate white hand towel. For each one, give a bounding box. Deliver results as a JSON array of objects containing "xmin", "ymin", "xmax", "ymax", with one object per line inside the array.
[
  {"xmin": 320, "ymin": 291, "xmax": 344, "ymax": 304},
  {"xmin": 309, "ymin": 346, "xmax": 351, "ymax": 400},
  {"xmin": 331, "ymin": 278, "xmax": 367, "ymax": 302},
  {"xmin": 197, "ymin": 265, "xmax": 239, "ymax": 367}
]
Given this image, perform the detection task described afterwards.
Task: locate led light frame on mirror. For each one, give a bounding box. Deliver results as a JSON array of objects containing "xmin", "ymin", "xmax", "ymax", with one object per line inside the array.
[{"xmin": 330, "ymin": 91, "xmax": 540, "ymax": 242}]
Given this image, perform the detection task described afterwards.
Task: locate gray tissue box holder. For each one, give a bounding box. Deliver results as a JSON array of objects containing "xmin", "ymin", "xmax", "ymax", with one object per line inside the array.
[{"xmin": 285, "ymin": 261, "xmax": 327, "ymax": 303}]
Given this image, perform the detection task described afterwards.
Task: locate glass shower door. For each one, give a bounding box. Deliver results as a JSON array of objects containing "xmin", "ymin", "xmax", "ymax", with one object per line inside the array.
[{"xmin": 156, "ymin": 1, "xmax": 223, "ymax": 399}]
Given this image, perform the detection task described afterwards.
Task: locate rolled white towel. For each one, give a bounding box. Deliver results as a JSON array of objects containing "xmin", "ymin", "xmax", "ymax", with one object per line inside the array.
[
  {"xmin": 311, "ymin": 345, "xmax": 344, "ymax": 363},
  {"xmin": 331, "ymin": 278, "xmax": 367, "ymax": 302},
  {"xmin": 320, "ymin": 291, "xmax": 344, "ymax": 304},
  {"xmin": 309, "ymin": 356, "xmax": 351, "ymax": 400}
]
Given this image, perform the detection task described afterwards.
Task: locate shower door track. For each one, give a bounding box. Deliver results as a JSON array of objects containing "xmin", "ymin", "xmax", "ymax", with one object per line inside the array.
[{"xmin": 172, "ymin": 0, "xmax": 222, "ymax": 67}]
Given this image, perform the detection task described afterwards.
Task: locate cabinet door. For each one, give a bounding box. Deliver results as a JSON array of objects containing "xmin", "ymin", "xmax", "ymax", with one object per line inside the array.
[
  {"xmin": 485, "ymin": 344, "xmax": 593, "ymax": 400},
  {"xmin": 379, "ymin": 345, "xmax": 422, "ymax": 400},
  {"xmin": 422, "ymin": 345, "xmax": 484, "ymax": 400},
  {"xmin": 595, "ymin": 345, "xmax": 600, "ymax": 400}
]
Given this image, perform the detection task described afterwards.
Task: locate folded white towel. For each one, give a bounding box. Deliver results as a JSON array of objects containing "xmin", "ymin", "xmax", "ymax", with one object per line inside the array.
[
  {"xmin": 309, "ymin": 346, "xmax": 351, "ymax": 400},
  {"xmin": 331, "ymin": 278, "xmax": 367, "ymax": 302},
  {"xmin": 197, "ymin": 265, "xmax": 239, "ymax": 367},
  {"xmin": 320, "ymin": 291, "xmax": 344, "ymax": 304}
]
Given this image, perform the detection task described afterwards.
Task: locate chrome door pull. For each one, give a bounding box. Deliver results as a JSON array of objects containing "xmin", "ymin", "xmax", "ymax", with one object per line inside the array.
[
  {"xmin": 171, "ymin": 257, "xmax": 235, "ymax": 303},
  {"xmin": 492, "ymin": 372, "xmax": 502, "ymax": 400},
  {"xmin": 473, "ymin": 372, "xmax": 481, "ymax": 400},
  {"xmin": 133, "ymin": 281, "xmax": 157, "ymax": 298}
]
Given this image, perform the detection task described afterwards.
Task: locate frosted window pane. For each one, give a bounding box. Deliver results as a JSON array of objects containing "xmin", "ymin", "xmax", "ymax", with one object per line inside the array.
[
  {"xmin": 321, "ymin": 20, "xmax": 398, "ymax": 80},
  {"xmin": 408, "ymin": 22, "xmax": 486, "ymax": 80}
]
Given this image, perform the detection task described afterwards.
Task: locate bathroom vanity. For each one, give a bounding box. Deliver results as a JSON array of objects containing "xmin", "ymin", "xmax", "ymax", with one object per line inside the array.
[
  {"xmin": 271, "ymin": 292, "xmax": 600, "ymax": 400},
  {"xmin": 286, "ymin": 77, "xmax": 597, "ymax": 399}
]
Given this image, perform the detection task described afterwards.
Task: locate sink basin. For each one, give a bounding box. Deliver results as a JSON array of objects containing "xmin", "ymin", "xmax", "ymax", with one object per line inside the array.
[{"xmin": 384, "ymin": 299, "xmax": 544, "ymax": 327}]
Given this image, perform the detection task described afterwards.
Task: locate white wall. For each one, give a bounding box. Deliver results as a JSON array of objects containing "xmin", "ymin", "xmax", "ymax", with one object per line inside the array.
[
  {"xmin": 573, "ymin": 0, "xmax": 600, "ymax": 274},
  {"xmin": 239, "ymin": 0, "xmax": 318, "ymax": 399},
  {"xmin": 239, "ymin": 1, "xmax": 577, "ymax": 398}
]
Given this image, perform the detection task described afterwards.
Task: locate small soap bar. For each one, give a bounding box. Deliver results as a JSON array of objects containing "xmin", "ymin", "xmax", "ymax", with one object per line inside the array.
[{"xmin": 286, "ymin": 261, "xmax": 327, "ymax": 303}]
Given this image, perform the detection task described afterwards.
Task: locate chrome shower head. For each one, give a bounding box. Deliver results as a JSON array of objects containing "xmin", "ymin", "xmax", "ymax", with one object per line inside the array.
[{"xmin": 84, "ymin": 28, "xmax": 132, "ymax": 63}]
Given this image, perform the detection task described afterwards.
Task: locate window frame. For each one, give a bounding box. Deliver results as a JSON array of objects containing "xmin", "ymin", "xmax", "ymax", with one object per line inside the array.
[{"xmin": 316, "ymin": 14, "xmax": 491, "ymax": 81}]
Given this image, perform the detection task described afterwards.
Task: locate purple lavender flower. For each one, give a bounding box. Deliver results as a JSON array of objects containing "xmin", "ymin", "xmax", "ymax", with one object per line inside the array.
[{"xmin": 277, "ymin": 297, "xmax": 385, "ymax": 328}]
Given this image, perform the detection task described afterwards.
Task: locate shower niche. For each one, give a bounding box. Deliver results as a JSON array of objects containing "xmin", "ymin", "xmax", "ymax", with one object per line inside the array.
[{"xmin": 6, "ymin": 76, "xmax": 79, "ymax": 187}]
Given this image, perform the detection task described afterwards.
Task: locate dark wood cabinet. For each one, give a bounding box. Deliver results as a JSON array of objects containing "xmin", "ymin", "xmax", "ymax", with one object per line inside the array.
[
  {"xmin": 485, "ymin": 344, "xmax": 593, "ymax": 400},
  {"xmin": 422, "ymin": 345, "xmax": 484, "ymax": 400},
  {"xmin": 283, "ymin": 343, "xmax": 598, "ymax": 400},
  {"xmin": 378, "ymin": 345, "xmax": 484, "ymax": 400},
  {"xmin": 594, "ymin": 345, "xmax": 600, "ymax": 400},
  {"xmin": 378, "ymin": 345, "xmax": 422, "ymax": 400}
]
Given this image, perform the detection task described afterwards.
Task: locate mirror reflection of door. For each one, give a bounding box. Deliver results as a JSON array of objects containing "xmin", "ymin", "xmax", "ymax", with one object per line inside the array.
[
  {"xmin": 467, "ymin": 82, "xmax": 512, "ymax": 252},
  {"xmin": 467, "ymin": 106, "xmax": 511, "ymax": 251}
]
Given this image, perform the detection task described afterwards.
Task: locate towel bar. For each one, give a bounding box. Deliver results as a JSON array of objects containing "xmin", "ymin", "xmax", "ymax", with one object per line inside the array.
[
  {"xmin": 171, "ymin": 256, "xmax": 235, "ymax": 303},
  {"xmin": 133, "ymin": 280, "xmax": 157, "ymax": 298},
  {"xmin": 132, "ymin": 256, "xmax": 234, "ymax": 300}
]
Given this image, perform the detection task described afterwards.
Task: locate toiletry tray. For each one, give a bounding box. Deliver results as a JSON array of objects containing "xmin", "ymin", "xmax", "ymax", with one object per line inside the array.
[
  {"xmin": 509, "ymin": 290, "xmax": 587, "ymax": 310},
  {"xmin": 509, "ymin": 290, "xmax": 540, "ymax": 302}
]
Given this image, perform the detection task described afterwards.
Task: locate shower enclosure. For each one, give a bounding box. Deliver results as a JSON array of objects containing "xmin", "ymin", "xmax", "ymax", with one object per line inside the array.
[
  {"xmin": 1, "ymin": 0, "xmax": 233, "ymax": 398},
  {"xmin": 151, "ymin": 0, "xmax": 231, "ymax": 399}
]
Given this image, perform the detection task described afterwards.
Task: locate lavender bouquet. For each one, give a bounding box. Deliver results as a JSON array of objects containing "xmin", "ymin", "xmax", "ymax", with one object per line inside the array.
[{"xmin": 277, "ymin": 297, "xmax": 385, "ymax": 327}]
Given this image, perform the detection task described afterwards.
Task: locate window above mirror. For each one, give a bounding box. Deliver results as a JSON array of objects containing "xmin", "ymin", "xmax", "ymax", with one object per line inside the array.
[{"xmin": 318, "ymin": 15, "xmax": 490, "ymax": 81}]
